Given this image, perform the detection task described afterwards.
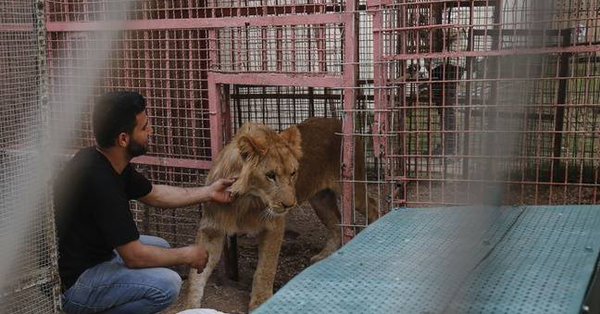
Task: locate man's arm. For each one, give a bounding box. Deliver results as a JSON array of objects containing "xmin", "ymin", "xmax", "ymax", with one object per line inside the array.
[
  {"xmin": 139, "ymin": 178, "xmax": 235, "ymax": 208},
  {"xmin": 117, "ymin": 240, "xmax": 207, "ymax": 271}
]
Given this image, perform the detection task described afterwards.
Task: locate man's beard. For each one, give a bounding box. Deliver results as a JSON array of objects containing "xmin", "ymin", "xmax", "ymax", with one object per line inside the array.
[{"xmin": 127, "ymin": 140, "xmax": 147, "ymax": 158}]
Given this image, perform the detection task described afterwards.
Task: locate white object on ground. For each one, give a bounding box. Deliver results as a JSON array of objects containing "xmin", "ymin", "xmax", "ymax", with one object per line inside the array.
[{"xmin": 177, "ymin": 309, "xmax": 228, "ymax": 314}]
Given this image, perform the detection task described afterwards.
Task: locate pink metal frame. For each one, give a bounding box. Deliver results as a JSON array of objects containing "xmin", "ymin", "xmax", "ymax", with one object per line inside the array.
[
  {"xmin": 38, "ymin": 2, "xmax": 600, "ymax": 286},
  {"xmin": 205, "ymin": 3, "xmax": 360, "ymax": 243},
  {"xmin": 46, "ymin": 6, "xmax": 360, "ymax": 221},
  {"xmin": 366, "ymin": 0, "xmax": 600, "ymax": 206},
  {"xmin": 341, "ymin": 1, "xmax": 359, "ymax": 243},
  {"xmin": 46, "ymin": 0, "xmax": 600, "ymax": 247}
]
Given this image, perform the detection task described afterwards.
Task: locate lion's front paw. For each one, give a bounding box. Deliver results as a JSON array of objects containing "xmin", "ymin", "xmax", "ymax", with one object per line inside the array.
[
  {"xmin": 310, "ymin": 240, "xmax": 340, "ymax": 264},
  {"xmin": 248, "ymin": 292, "xmax": 273, "ymax": 312},
  {"xmin": 183, "ymin": 289, "xmax": 204, "ymax": 310},
  {"xmin": 183, "ymin": 298, "xmax": 203, "ymax": 311},
  {"xmin": 310, "ymin": 252, "xmax": 330, "ymax": 264},
  {"xmin": 310, "ymin": 248, "xmax": 335, "ymax": 264}
]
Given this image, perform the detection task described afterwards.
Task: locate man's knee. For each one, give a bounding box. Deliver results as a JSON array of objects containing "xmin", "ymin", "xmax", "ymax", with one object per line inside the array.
[
  {"xmin": 139, "ymin": 235, "xmax": 171, "ymax": 248},
  {"xmin": 149, "ymin": 268, "xmax": 182, "ymax": 307}
]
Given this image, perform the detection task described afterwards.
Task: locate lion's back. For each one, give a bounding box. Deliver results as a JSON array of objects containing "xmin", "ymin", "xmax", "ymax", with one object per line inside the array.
[{"xmin": 295, "ymin": 117, "xmax": 343, "ymax": 201}]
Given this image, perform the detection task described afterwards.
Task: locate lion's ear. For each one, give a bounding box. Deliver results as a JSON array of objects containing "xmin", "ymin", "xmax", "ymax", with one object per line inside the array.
[
  {"xmin": 237, "ymin": 134, "xmax": 267, "ymax": 160},
  {"xmin": 280, "ymin": 126, "xmax": 302, "ymax": 160}
]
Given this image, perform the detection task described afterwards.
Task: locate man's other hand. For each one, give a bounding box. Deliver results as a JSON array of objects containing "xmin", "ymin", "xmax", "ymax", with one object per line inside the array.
[{"xmin": 185, "ymin": 245, "xmax": 209, "ymax": 273}]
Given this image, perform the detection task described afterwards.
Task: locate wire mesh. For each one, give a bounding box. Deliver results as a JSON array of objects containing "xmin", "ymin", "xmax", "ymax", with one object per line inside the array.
[
  {"xmin": 229, "ymin": 85, "xmax": 343, "ymax": 130},
  {"xmin": 10, "ymin": 0, "xmax": 595, "ymax": 311},
  {"xmin": 132, "ymin": 164, "xmax": 208, "ymax": 245},
  {"xmin": 47, "ymin": 29, "xmax": 213, "ymax": 160},
  {"xmin": 214, "ymin": 24, "xmax": 344, "ymax": 74},
  {"xmin": 45, "ymin": 0, "xmax": 598, "ymax": 228},
  {"xmin": 38, "ymin": 5, "xmax": 600, "ymax": 223},
  {"xmin": 45, "ymin": 0, "xmax": 346, "ymax": 22},
  {"xmin": 371, "ymin": 0, "xmax": 600, "ymax": 207},
  {"xmin": 0, "ymin": 0, "xmax": 60, "ymax": 313}
]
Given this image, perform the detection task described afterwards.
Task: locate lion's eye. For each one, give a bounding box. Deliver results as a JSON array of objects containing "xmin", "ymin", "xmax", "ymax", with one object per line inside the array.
[
  {"xmin": 266, "ymin": 171, "xmax": 276, "ymax": 181},
  {"xmin": 291, "ymin": 171, "xmax": 297, "ymax": 177}
]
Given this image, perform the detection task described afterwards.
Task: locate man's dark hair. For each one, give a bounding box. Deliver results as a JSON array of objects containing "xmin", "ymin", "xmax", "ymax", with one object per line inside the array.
[{"xmin": 93, "ymin": 91, "xmax": 147, "ymax": 148}]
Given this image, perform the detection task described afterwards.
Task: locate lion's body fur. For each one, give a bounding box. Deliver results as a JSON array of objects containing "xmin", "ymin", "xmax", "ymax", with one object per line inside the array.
[{"xmin": 185, "ymin": 117, "xmax": 378, "ymax": 311}]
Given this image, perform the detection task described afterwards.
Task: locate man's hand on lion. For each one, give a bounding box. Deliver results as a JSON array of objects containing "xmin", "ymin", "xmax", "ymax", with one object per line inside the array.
[
  {"xmin": 185, "ymin": 245, "xmax": 209, "ymax": 273},
  {"xmin": 207, "ymin": 178, "xmax": 237, "ymax": 203}
]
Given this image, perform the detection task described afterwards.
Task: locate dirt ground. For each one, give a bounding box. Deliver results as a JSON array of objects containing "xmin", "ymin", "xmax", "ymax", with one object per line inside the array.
[{"xmin": 164, "ymin": 204, "xmax": 329, "ymax": 314}]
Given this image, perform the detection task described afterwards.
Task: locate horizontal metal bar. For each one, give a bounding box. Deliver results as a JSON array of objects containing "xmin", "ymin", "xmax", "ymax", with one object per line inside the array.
[
  {"xmin": 132, "ymin": 155, "xmax": 212, "ymax": 169},
  {"xmin": 366, "ymin": 0, "xmax": 393, "ymax": 7},
  {"xmin": 390, "ymin": 154, "xmax": 600, "ymax": 161},
  {"xmin": 209, "ymin": 72, "xmax": 345, "ymax": 88},
  {"xmin": 400, "ymin": 177, "xmax": 599, "ymax": 187},
  {"xmin": 383, "ymin": 45, "xmax": 599, "ymax": 60},
  {"xmin": 46, "ymin": 13, "xmax": 348, "ymax": 32},
  {"xmin": 208, "ymin": 4, "xmax": 343, "ymax": 16},
  {"xmin": 368, "ymin": 0, "xmax": 497, "ymax": 8},
  {"xmin": 230, "ymin": 92, "xmax": 342, "ymax": 100},
  {"xmin": 0, "ymin": 23, "xmax": 34, "ymax": 32}
]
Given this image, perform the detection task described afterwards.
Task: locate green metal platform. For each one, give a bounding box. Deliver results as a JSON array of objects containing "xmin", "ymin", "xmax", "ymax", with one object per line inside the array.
[{"xmin": 255, "ymin": 206, "xmax": 600, "ymax": 314}]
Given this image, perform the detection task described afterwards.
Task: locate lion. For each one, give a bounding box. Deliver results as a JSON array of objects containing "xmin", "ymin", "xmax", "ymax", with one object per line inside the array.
[{"xmin": 185, "ymin": 117, "xmax": 379, "ymax": 311}]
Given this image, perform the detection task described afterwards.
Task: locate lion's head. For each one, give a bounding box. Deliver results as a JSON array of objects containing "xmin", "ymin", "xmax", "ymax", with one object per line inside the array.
[{"xmin": 208, "ymin": 122, "xmax": 302, "ymax": 216}]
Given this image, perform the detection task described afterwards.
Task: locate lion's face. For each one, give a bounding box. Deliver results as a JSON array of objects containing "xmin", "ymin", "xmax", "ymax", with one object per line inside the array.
[{"xmin": 229, "ymin": 123, "xmax": 303, "ymax": 216}]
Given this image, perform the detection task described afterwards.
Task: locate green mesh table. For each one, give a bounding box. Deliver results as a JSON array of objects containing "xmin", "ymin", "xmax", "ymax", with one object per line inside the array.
[{"xmin": 255, "ymin": 206, "xmax": 600, "ymax": 314}]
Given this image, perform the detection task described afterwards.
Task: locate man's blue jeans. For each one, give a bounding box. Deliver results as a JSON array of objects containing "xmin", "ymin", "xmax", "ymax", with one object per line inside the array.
[{"xmin": 62, "ymin": 235, "xmax": 182, "ymax": 314}]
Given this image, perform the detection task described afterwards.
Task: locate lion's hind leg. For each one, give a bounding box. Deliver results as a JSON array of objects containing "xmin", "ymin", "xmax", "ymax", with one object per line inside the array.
[
  {"xmin": 309, "ymin": 189, "xmax": 341, "ymax": 264},
  {"xmin": 356, "ymin": 190, "xmax": 380, "ymax": 224},
  {"xmin": 184, "ymin": 227, "xmax": 225, "ymax": 309}
]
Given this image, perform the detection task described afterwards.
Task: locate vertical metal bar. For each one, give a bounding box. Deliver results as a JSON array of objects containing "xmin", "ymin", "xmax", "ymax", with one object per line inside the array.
[
  {"xmin": 291, "ymin": 25, "xmax": 297, "ymax": 72},
  {"xmin": 235, "ymin": 85, "xmax": 242, "ymax": 128},
  {"xmin": 276, "ymin": 27, "xmax": 283, "ymax": 72},
  {"xmin": 372, "ymin": 7, "xmax": 385, "ymax": 161},
  {"xmin": 188, "ymin": 30, "xmax": 198, "ymax": 157},
  {"xmin": 123, "ymin": 33, "xmax": 131, "ymax": 89},
  {"xmin": 208, "ymin": 31, "xmax": 224, "ymax": 160},
  {"xmin": 317, "ymin": 24, "xmax": 326, "ymax": 73},
  {"xmin": 276, "ymin": 86, "xmax": 282, "ymax": 127},
  {"xmin": 342, "ymin": 3, "xmax": 359, "ymax": 244},
  {"xmin": 462, "ymin": 2, "xmax": 475, "ymax": 180},
  {"xmin": 199, "ymin": 27, "xmax": 210, "ymax": 151},
  {"xmin": 485, "ymin": 0, "xmax": 502, "ymax": 178},
  {"xmin": 222, "ymin": 84, "xmax": 232, "ymax": 142},
  {"xmin": 319, "ymin": 24, "xmax": 333, "ymax": 117},
  {"xmin": 307, "ymin": 25, "xmax": 315, "ymax": 116},
  {"xmin": 370, "ymin": 3, "xmax": 398, "ymax": 209},
  {"xmin": 36, "ymin": 0, "xmax": 62, "ymax": 309},
  {"xmin": 208, "ymin": 28, "xmax": 237, "ymax": 280},
  {"xmin": 261, "ymin": 28, "xmax": 268, "ymax": 71},
  {"xmin": 164, "ymin": 30, "xmax": 174, "ymax": 156},
  {"xmin": 142, "ymin": 27, "xmax": 153, "ymax": 234},
  {"xmin": 553, "ymin": 30, "xmax": 572, "ymax": 180},
  {"xmin": 62, "ymin": 0, "xmax": 70, "ymax": 22}
]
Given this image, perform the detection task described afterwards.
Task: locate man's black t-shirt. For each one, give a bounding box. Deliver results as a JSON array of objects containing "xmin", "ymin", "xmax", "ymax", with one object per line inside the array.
[{"xmin": 53, "ymin": 147, "xmax": 152, "ymax": 290}]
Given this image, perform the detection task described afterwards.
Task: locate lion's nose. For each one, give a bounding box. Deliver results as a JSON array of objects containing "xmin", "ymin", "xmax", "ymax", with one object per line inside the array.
[{"xmin": 282, "ymin": 201, "xmax": 297, "ymax": 209}]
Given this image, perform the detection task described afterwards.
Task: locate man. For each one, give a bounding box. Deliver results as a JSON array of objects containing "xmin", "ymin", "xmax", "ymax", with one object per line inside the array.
[{"xmin": 54, "ymin": 91, "xmax": 235, "ymax": 313}]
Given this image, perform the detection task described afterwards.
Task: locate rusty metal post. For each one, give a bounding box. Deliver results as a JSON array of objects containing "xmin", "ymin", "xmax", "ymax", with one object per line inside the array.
[{"xmin": 341, "ymin": 0, "xmax": 360, "ymax": 244}]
